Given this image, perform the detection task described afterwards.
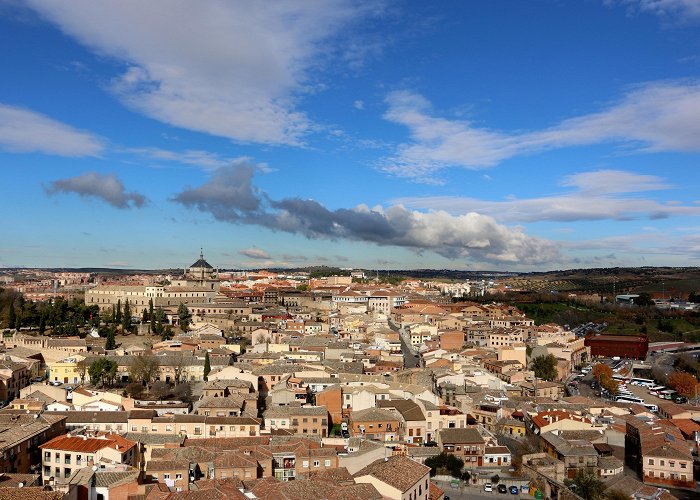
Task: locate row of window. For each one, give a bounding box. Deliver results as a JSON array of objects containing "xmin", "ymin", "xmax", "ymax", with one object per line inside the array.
[
  {"xmin": 44, "ymin": 452, "xmax": 92, "ymax": 465},
  {"xmin": 301, "ymin": 460, "xmax": 331, "ymax": 468},
  {"xmin": 648, "ymin": 458, "xmax": 687, "ymax": 468}
]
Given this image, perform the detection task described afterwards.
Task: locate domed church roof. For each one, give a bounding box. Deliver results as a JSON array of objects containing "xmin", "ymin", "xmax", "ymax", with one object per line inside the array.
[{"xmin": 190, "ymin": 250, "xmax": 213, "ymax": 269}]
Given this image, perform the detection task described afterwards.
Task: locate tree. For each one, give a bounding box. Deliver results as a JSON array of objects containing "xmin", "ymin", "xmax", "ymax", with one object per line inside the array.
[
  {"xmin": 688, "ymin": 291, "xmax": 699, "ymax": 303},
  {"xmin": 105, "ymin": 328, "xmax": 116, "ymax": 350},
  {"xmin": 203, "ymin": 351, "xmax": 211, "ymax": 381},
  {"xmin": 177, "ymin": 303, "xmax": 191, "ymax": 332},
  {"xmin": 150, "ymin": 380, "xmax": 171, "ymax": 401},
  {"xmin": 564, "ymin": 467, "xmax": 607, "ymax": 500},
  {"xmin": 39, "ymin": 314, "xmax": 46, "ymax": 335},
  {"xmin": 491, "ymin": 474, "xmax": 500, "ymax": 485},
  {"xmin": 530, "ymin": 354, "xmax": 558, "ymax": 381},
  {"xmin": 88, "ymin": 359, "xmax": 117, "ymax": 387},
  {"xmin": 142, "ymin": 308, "xmax": 148, "ymax": 324},
  {"xmin": 149, "ymin": 299, "xmax": 155, "ymax": 333},
  {"xmin": 633, "ymin": 293, "xmax": 654, "ymax": 307},
  {"xmin": 173, "ymin": 382, "xmax": 193, "ymax": 403},
  {"xmin": 668, "ymin": 371, "xmax": 698, "ymax": 397},
  {"xmin": 126, "ymin": 381, "xmax": 144, "ymax": 399},
  {"xmin": 592, "ymin": 363, "xmax": 613, "ymax": 382},
  {"xmin": 129, "ymin": 355, "xmax": 159, "ymax": 387},
  {"xmin": 115, "ymin": 300, "xmax": 122, "ymax": 324},
  {"xmin": 122, "ymin": 300, "xmax": 131, "ymax": 332},
  {"xmin": 600, "ymin": 375, "xmax": 619, "ymax": 396},
  {"xmin": 76, "ymin": 359, "xmax": 88, "ymax": 384},
  {"xmin": 424, "ymin": 453, "xmax": 465, "ymax": 478}
]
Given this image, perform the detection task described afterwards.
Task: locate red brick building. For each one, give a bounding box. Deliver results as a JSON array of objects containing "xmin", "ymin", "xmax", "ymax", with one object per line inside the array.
[{"xmin": 584, "ymin": 334, "xmax": 648, "ymax": 360}]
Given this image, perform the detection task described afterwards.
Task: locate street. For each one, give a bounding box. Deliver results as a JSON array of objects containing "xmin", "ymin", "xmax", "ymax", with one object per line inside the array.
[{"xmin": 434, "ymin": 480, "xmax": 528, "ymax": 500}]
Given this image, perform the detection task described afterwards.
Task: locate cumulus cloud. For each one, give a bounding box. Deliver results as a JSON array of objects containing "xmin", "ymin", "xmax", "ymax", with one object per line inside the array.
[
  {"xmin": 46, "ymin": 172, "xmax": 147, "ymax": 209},
  {"xmin": 0, "ymin": 103, "xmax": 104, "ymax": 156},
  {"xmin": 393, "ymin": 169, "xmax": 700, "ymax": 223},
  {"xmin": 25, "ymin": 1, "xmax": 380, "ymax": 145},
  {"xmin": 382, "ymin": 81, "xmax": 700, "ymax": 181},
  {"xmin": 239, "ymin": 247, "xmax": 271, "ymax": 260},
  {"xmin": 173, "ymin": 163, "xmax": 560, "ymax": 264}
]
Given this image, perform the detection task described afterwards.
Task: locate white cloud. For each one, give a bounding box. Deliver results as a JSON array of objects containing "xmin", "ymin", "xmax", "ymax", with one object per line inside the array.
[
  {"xmin": 125, "ymin": 147, "xmax": 264, "ymax": 172},
  {"xmin": 0, "ymin": 103, "xmax": 104, "ymax": 156},
  {"xmin": 393, "ymin": 169, "xmax": 700, "ymax": 223},
  {"xmin": 616, "ymin": 0, "xmax": 700, "ymax": 19},
  {"xmin": 382, "ymin": 81, "xmax": 700, "ymax": 181},
  {"xmin": 353, "ymin": 100, "xmax": 365, "ymax": 110},
  {"xmin": 239, "ymin": 247, "xmax": 271, "ymax": 260},
  {"xmin": 26, "ymin": 0, "xmax": 378, "ymax": 145}
]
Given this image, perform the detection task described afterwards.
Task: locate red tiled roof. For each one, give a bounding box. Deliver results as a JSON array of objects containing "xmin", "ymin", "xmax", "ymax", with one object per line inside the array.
[{"xmin": 39, "ymin": 432, "xmax": 136, "ymax": 453}]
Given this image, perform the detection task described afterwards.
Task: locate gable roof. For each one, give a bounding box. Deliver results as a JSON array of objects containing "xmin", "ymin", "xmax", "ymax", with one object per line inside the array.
[{"xmin": 353, "ymin": 455, "xmax": 429, "ymax": 493}]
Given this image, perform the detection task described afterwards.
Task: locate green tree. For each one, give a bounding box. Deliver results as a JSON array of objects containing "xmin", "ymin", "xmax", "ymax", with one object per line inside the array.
[
  {"xmin": 88, "ymin": 358, "xmax": 117, "ymax": 386},
  {"xmin": 530, "ymin": 354, "xmax": 559, "ymax": 381},
  {"xmin": 203, "ymin": 351, "xmax": 211, "ymax": 381},
  {"xmin": 633, "ymin": 293, "xmax": 654, "ymax": 307},
  {"xmin": 122, "ymin": 300, "xmax": 131, "ymax": 332},
  {"xmin": 149, "ymin": 299, "xmax": 155, "ymax": 333},
  {"xmin": 424, "ymin": 452, "xmax": 465, "ymax": 478},
  {"xmin": 564, "ymin": 467, "xmax": 607, "ymax": 500},
  {"xmin": 178, "ymin": 303, "xmax": 191, "ymax": 332},
  {"xmin": 115, "ymin": 300, "xmax": 122, "ymax": 324},
  {"xmin": 142, "ymin": 308, "xmax": 148, "ymax": 324},
  {"xmin": 39, "ymin": 313, "xmax": 46, "ymax": 335},
  {"xmin": 105, "ymin": 328, "xmax": 116, "ymax": 350}
]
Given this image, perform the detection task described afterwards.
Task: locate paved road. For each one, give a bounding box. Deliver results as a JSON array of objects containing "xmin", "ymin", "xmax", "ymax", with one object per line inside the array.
[
  {"xmin": 434, "ymin": 481, "xmax": 528, "ymax": 500},
  {"xmin": 390, "ymin": 319, "xmax": 420, "ymax": 368}
]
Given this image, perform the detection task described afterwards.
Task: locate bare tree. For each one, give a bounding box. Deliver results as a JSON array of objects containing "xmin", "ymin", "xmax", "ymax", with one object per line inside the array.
[
  {"xmin": 150, "ymin": 380, "xmax": 170, "ymax": 401},
  {"xmin": 76, "ymin": 359, "xmax": 88, "ymax": 384},
  {"xmin": 129, "ymin": 355, "xmax": 159, "ymax": 388}
]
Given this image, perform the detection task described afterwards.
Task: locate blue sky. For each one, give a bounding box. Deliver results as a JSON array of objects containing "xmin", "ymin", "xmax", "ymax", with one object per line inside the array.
[{"xmin": 2, "ymin": 0, "xmax": 700, "ymax": 271}]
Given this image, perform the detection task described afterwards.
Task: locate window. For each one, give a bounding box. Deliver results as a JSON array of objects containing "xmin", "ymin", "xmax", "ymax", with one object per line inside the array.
[
  {"xmin": 302, "ymin": 460, "xmax": 309, "ymax": 468},
  {"xmin": 176, "ymin": 474, "xmax": 182, "ymax": 480},
  {"xmin": 142, "ymin": 426, "xmax": 148, "ymax": 432},
  {"xmin": 44, "ymin": 466, "xmax": 50, "ymax": 476},
  {"xmin": 64, "ymin": 468, "xmax": 71, "ymax": 478},
  {"xmin": 660, "ymin": 460, "xmax": 665, "ymax": 466},
  {"xmin": 55, "ymin": 452, "xmax": 60, "ymax": 462},
  {"xmin": 65, "ymin": 454, "xmax": 71, "ymax": 464},
  {"xmin": 680, "ymin": 462, "xmax": 687, "ymax": 469},
  {"xmin": 44, "ymin": 452, "xmax": 50, "ymax": 461},
  {"xmin": 76, "ymin": 455, "xmax": 82, "ymax": 465},
  {"xmin": 313, "ymin": 460, "xmax": 320, "ymax": 467},
  {"xmin": 131, "ymin": 426, "xmax": 138, "ymax": 431},
  {"xmin": 194, "ymin": 427, "xmax": 202, "ymax": 435},
  {"xmin": 648, "ymin": 459, "xmax": 654, "ymax": 465},
  {"xmin": 325, "ymin": 460, "xmax": 331, "ymax": 467},
  {"xmin": 164, "ymin": 474, "xmax": 170, "ymax": 480},
  {"xmin": 669, "ymin": 461, "xmax": 675, "ymax": 467}
]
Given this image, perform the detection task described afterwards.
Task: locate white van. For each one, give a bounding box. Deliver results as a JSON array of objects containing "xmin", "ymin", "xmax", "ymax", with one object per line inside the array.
[{"xmin": 340, "ymin": 422, "xmax": 348, "ymax": 431}]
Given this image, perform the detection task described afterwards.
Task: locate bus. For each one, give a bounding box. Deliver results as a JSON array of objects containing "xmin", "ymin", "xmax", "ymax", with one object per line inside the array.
[
  {"xmin": 631, "ymin": 377, "xmax": 655, "ymax": 387},
  {"xmin": 659, "ymin": 389, "xmax": 677, "ymax": 400},
  {"xmin": 615, "ymin": 395, "xmax": 644, "ymax": 404},
  {"xmin": 643, "ymin": 403, "xmax": 658, "ymax": 412}
]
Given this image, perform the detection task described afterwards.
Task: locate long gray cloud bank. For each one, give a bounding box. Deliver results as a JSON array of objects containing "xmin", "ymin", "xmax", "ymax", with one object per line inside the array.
[
  {"xmin": 46, "ymin": 172, "xmax": 147, "ymax": 209},
  {"xmin": 173, "ymin": 163, "xmax": 560, "ymax": 264}
]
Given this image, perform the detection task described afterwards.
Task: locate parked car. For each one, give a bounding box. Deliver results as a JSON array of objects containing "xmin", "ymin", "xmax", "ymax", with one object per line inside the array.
[
  {"xmin": 483, "ymin": 483, "xmax": 493, "ymax": 492},
  {"xmin": 510, "ymin": 486, "xmax": 519, "ymax": 495},
  {"xmin": 675, "ymin": 396, "xmax": 688, "ymax": 404},
  {"xmin": 497, "ymin": 484, "xmax": 507, "ymax": 494},
  {"xmin": 50, "ymin": 380, "xmax": 62, "ymax": 386}
]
